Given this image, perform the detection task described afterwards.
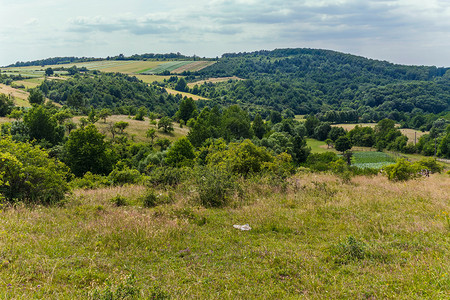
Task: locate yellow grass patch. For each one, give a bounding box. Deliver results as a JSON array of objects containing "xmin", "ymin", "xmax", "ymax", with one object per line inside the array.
[
  {"xmin": 73, "ymin": 115, "xmax": 189, "ymax": 143},
  {"xmin": 133, "ymin": 74, "xmax": 171, "ymax": 83},
  {"xmin": 187, "ymin": 76, "xmax": 244, "ymax": 87},
  {"xmin": 0, "ymin": 84, "xmax": 31, "ymax": 107},
  {"xmin": 164, "ymin": 88, "xmax": 208, "ymax": 100}
]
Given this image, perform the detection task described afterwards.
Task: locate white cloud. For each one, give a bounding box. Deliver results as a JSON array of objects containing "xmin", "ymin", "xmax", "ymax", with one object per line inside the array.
[{"xmin": 1, "ymin": 0, "xmax": 450, "ymax": 66}]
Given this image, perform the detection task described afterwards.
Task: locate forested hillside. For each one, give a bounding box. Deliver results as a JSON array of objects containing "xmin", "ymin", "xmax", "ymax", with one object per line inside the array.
[{"xmin": 191, "ymin": 48, "xmax": 449, "ymax": 123}]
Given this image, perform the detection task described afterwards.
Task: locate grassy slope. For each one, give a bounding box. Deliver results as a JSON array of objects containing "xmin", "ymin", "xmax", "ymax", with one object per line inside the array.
[{"xmin": 0, "ymin": 173, "xmax": 448, "ymax": 298}]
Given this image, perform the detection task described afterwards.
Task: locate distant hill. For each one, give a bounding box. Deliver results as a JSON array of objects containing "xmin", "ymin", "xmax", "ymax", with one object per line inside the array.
[{"xmin": 192, "ymin": 48, "xmax": 450, "ymax": 122}]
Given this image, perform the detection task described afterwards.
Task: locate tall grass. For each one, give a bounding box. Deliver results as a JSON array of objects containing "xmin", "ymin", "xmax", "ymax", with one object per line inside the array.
[{"xmin": 0, "ymin": 173, "xmax": 449, "ymax": 298}]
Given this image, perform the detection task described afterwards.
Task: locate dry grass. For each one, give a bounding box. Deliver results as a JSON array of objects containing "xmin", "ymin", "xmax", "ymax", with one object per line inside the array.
[
  {"xmin": 164, "ymin": 88, "xmax": 209, "ymax": 101},
  {"xmin": 0, "ymin": 172, "xmax": 449, "ymax": 298},
  {"xmin": 187, "ymin": 76, "xmax": 243, "ymax": 88},
  {"xmin": 73, "ymin": 115, "xmax": 189, "ymax": 143},
  {"xmin": 132, "ymin": 74, "xmax": 171, "ymax": 83}
]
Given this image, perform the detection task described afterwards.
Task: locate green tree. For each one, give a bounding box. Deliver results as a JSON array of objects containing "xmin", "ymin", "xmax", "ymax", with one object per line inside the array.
[
  {"xmin": 155, "ymin": 138, "xmax": 171, "ymax": 151},
  {"xmin": 252, "ymin": 113, "xmax": 266, "ymax": 139},
  {"xmin": 28, "ymin": 89, "xmax": 45, "ymax": 106},
  {"xmin": 134, "ymin": 106, "xmax": 147, "ymax": 121},
  {"xmin": 63, "ymin": 124, "xmax": 115, "ymax": 176},
  {"xmin": 23, "ymin": 105, "xmax": 64, "ymax": 146},
  {"xmin": 335, "ymin": 136, "xmax": 352, "ymax": 153},
  {"xmin": 0, "ymin": 136, "xmax": 70, "ymax": 204},
  {"xmin": 175, "ymin": 77, "xmax": 188, "ymax": 92},
  {"xmin": 221, "ymin": 105, "xmax": 252, "ymax": 141},
  {"xmin": 45, "ymin": 67, "xmax": 54, "ymax": 76},
  {"xmin": 176, "ymin": 97, "xmax": 197, "ymax": 123},
  {"xmin": 98, "ymin": 108, "xmax": 113, "ymax": 123},
  {"xmin": 146, "ymin": 128, "xmax": 157, "ymax": 144},
  {"xmin": 0, "ymin": 94, "xmax": 14, "ymax": 117},
  {"xmin": 165, "ymin": 137, "xmax": 195, "ymax": 166},
  {"xmin": 158, "ymin": 116, "xmax": 174, "ymax": 133},
  {"xmin": 114, "ymin": 121, "xmax": 129, "ymax": 134}
]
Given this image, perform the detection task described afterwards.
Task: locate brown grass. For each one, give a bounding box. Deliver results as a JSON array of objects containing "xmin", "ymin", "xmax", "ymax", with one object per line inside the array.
[
  {"xmin": 73, "ymin": 115, "xmax": 189, "ymax": 143},
  {"xmin": 187, "ymin": 76, "xmax": 244, "ymax": 88},
  {"xmin": 164, "ymin": 88, "xmax": 208, "ymax": 101}
]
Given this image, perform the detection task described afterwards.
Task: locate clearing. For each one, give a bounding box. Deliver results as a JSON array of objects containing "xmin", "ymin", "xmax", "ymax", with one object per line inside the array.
[
  {"xmin": 187, "ymin": 76, "xmax": 244, "ymax": 87},
  {"xmin": 164, "ymin": 88, "xmax": 208, "ymax": 101}
]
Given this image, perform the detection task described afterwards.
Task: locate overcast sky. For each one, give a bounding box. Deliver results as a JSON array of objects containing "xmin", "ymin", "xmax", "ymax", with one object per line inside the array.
[{"xmin": 1, "ymin": 0, "xmax": 450, "ymax": 67}]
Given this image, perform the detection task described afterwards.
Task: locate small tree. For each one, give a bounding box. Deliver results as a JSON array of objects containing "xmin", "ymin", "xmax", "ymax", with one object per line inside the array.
[
  {"xmin": 134, "ymin": 106, "xmax": 147, "ymax": 121},
  {"xmin": 45, "ymin": 67, "xmax": 54, "ymax": 76},
  {"xmin": 28, "ymin": 89, "xmax": 45, "ymax": 106},
  {"xmin": 146, "ymin": 128, "xmax": 157, "ymax": 144},
  {"xmin": 335, "ymin": 136, "xmax": 352, "ymax": 153},
  {"xmin": 155, "ymin": 138, "xmax": 171, "ymax": 151},
  {"xmin": 165, "ymin": 137, "xmax": 195, "ymax": 167},
  {"xmin": 114, "ymin": 121, "xmax": 129, "ymax": 134},
  {"xmin": 98, "ymin": 108, "xmax": 112, "ymax": 123},
  {"xmin": 325, "ymin": 138, "xmax": 333, "ymax": 149},
  {"xmin": 158, "ymin": 116, "xmax": 174, "ymax": 133}
]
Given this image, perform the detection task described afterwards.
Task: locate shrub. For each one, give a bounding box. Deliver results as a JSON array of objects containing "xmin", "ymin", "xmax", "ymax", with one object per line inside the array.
[
  {"xmin": 413, "ymin": 157, "xmax": 443, "ymax": 174},
  {"xmin": 90, "ymin": 274, "xmax": 141, "ymax": 299},
  {"xmin": 330, "ymin": 236, "xmax": 367, "ymax": 264},
  {"xmin": 195, "ymin": 166, "xmax": 239, "ymax": 207},
  {"xmin": 110, "ymin": 195, "xmax": 128, "ymax": 207},
  {"xmin": 384, "ymin": 158, "xmax": 418, "ymax": 181},
  {"xmin": 108, "ymin": 166, "xmax": 142, "ymax": 185},
  {"xmin": 139, "ymin": 189, "xmax": 169, "ymax": 208},
  {"xmin": 147, "ymin": 167, "xmax": 191, "ymax": 186},
  {"xmin": 0, "ymin": 137, "xmax": 70, "ymax": 205},
  {"xmin": 70, "ymin": 172, "xmax": 110, "ymax": 189}
]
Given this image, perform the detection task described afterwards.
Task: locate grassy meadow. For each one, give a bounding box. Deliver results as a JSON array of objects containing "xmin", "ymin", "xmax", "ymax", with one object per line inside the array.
[{"xmin": 0, "ymin": 172, "xmax": 448, "ymax": 298}]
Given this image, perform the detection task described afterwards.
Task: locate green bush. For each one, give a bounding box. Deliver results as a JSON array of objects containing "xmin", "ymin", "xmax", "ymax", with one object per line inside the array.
[
  {"xmin": 195, "ymin": 166, "xmax": 239, "ymax": 207},
  {"xmin": 90, "ymin": 274, "xmax": 141, "ymax": 299},
  {"xmin": 384, "ymin": 158, "xmax": 418, "ymax": 181},
  {"xmin": 147, "ymin": 167, "xmax": 190, "ymax": 186},
  {"xmin": 110, "ymin": 195, "xmax": 128, "ymax": 207},
  {"xmin": 330, "ymin": 236, "xmax": 367, "ymax": 264},
  {"xmin": 0, "ymin": 136, "xmax": 70, "ymax": 205},
  {"xmin": 108, "ymin": 166, "xmax": 142, "ymax": 185},
  {"xmin": 413, "ymin": 157, "xmax": 443, "ymax": 174},
  {"xmin": 70, "ymin": 172, "xmax": 110, "ymax": 189},
  {"xmin": 139, "ymin": 189, "xmax": 164, "ymax": 208}
]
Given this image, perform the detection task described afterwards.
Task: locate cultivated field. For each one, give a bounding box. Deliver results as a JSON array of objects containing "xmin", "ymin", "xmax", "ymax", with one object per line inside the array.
[
  {"xmin": 0, "ymin": 173, "xmax": 448, "ymax": 298},
  {"xmin": 171, "ymin": 61, "xmax": 215, "ymax": 74},
  {"xmin": 132, "ymin": 74, "xmax": 171, "ymax": 83},
  {"xmin": 0, "ymin": 84, "xmax": 32, "ymax": 107},
  {"xmin": 140, "ymin": 61, "xmax": 194, "ymax": 74}
]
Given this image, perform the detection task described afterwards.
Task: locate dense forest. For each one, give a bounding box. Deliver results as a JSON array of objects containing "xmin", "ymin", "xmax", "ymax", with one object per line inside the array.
[{"xmin": 180, "ymin": 49, "xmax": 450, "ymax": 128}]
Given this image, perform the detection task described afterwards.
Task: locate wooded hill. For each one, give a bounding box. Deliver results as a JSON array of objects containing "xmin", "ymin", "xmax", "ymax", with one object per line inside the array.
[{"xmin": 191, "ymin": 48, "xmax": 449, "ymax": 123}]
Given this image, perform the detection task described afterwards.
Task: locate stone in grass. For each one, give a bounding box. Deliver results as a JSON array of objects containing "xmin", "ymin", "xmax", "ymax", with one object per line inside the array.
[{"xmin": 233, "ymin": 224, "xmax": 252, "ymax": 231}]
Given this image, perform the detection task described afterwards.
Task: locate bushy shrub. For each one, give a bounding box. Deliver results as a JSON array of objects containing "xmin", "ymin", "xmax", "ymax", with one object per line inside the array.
[
  {"xmin": 195, "ymin": 166, "xmax": 239, "ymax": 207},
  {"xmin": 384, "ymin": 158, "xmax": 418, "ymax": 181},
  {"xmin": 110, "ymin": 195, "xmax": 128, "ymax": 207},
  {"xmin": 147, "ymin": 167, "xmax": 191, "ymax": 186},
  {"xmin": 108, "ymin": 166, "xmax": 142, "ymax": 185},
  {"xmin": 0, "ymin": 137, "xmax": 70, "ymax": 205},
  {"xmin": 70, "ymin": 172, "xmax": 110, "ymax": 189},
  {"xmin": 90, "ymin": 274, "xmax": 141, "ymax": 299},
  {"xmin": 330, "ymin": 236, "xmax": 367, "ymax": 264},
  {"xmin": 413, "ymin": 157, "xmax": 443, "ymax": 174}
]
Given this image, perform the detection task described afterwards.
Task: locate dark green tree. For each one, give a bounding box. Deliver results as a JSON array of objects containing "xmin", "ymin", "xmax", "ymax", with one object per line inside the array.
[
  {"xmin": 158, "ymin": 116, "xmax": 174, "ymax": 133},
  {"xmin": 175, "ymin": 77, "xmax": 188, "ymax": 92},
  {"xmin": 45, "ymin": 68, "xmax": 54, "ymax": 76},
  {"xmin": 165, "ymin": 137, "xmax": 196, "ymax": 166},
  {"xmin": 23, "ymin": 105, "xmax": 64, "ymax": 146},
  {"xmin": 252, "ymin": 113, "xmax": 266, "ymax": 139},
  {"xmin": 0, "ymin": 94, "xmax": 14, "ymax": 117},
  {"xmin": 335, "ymin": 136, "xmax": 352, "ymax": 153},
  {"xmin": 176, "ymin": 97, "xmax": 197, "ymax": 123},
  {"xmin": 221, "ymin": 105, "xmax": 252, "ymax": 141},
  {"xmin": 28, "ymin": 89, "xmax": 45, "ymax": 106},
  {"xmin": 63, "ymin": 124, "xmax": 115, "ymax": 176}
]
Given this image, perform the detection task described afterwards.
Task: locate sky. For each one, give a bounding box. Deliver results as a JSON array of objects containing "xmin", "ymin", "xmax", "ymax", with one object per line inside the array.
[{"xmin": 1, "ymin": 0, "xmax": 450, "ymax": 67}]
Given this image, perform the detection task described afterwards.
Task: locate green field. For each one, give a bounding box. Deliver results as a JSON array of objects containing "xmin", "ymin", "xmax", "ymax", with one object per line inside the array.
[
  {"xmin": 140, "ymin": 61, "xmax": 194, "ymax": 74},
  {"xmin": 0, "ymin": 173, "xmax": 448, "ymax": 298},
  {"xmin": 352, "ymin": 151, "xmax": 397, "ymax": 169}
]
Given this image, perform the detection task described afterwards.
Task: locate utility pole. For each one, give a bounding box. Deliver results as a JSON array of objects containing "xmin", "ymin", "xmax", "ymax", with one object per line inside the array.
[{"xmin": 434, "ymin": 137, "xmax": 437, "ymax": 157}]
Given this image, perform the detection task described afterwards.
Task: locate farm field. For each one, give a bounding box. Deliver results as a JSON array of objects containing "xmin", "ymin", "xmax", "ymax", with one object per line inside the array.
[
  {"xmin": 171, "ymin": 61, "xmax": 215, "ymax": 73},
  {"xmin": 140, "ymin": 61, "xmax": 193, "ymax": 74},
  {"xmin": 352, "ymin": 151, "xmax": 397, "ymax": 169},
  {"xmin": 187, "ymin": 76, "xmax": 243, "ymax": 87},
  {"xmin": 0, "ymin": 84, "xmax": 32, "ymax": 107},
  {"xmin": 0, "ymin": 172, "xmax": 448, "ymax": 298}
]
